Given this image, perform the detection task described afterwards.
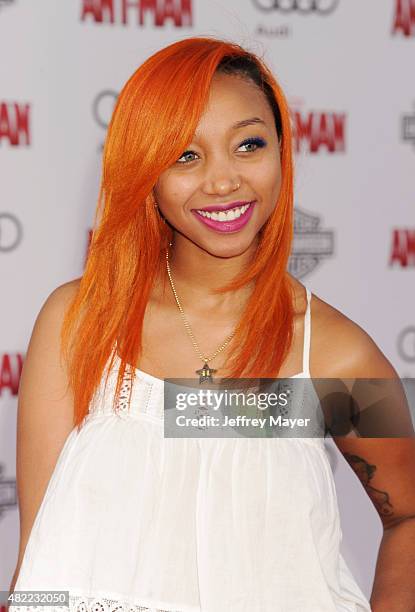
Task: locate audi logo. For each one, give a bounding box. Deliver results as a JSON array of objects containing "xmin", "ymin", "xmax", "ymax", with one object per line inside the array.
[
  {"xmin": 398, "ymin": 326, "xmax": 415, "ymax": 363},
  {"xmin": 92, "ymin": 90, "xmax": 118, "ymax": 130},
  {"xmin": 252, "ymin": 0, "xmax": 339, "ymax": 14},
  {"xmin": 0, "ymin": 213, "xmax": 23, "ymax": 252}
]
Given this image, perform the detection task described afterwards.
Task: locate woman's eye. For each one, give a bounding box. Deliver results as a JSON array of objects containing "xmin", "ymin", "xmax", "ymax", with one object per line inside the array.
[
  {"xmin": 177, "ymin": 151, "xmax": 198, "ymax": 164},
  {"xmin": 177, "ymin": 138, "xmax": 267, "ymax": 164},
  {"xmin": 238, "ymin": 137, "xmax": 267, "ymax": 153}
]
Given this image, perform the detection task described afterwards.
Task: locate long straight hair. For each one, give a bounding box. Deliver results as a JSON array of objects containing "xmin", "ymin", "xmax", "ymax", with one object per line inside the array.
[{"xmin": 61, "ymin": 37, "xmax": 296, "ymax": 430}]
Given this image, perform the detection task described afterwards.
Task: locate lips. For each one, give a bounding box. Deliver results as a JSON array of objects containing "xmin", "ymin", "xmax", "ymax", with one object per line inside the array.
[{"xmin": 191, "ymin": 200, "xmax": 256, "ymax": 234}]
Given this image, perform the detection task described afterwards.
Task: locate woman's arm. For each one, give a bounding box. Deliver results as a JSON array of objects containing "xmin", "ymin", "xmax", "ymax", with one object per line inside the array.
[
  {"xmin": 329, "ymin": 322, "xmax": 415, "ymax": 611},
  {"xmin": 8, "ymin": 281, "xmax": 79, "ymax": 602}
]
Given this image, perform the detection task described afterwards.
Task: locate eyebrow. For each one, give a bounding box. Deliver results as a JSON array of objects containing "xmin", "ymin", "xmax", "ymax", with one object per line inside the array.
[{"xmin": 232, "ymin": 117, "xmax": 266, "ymax": 129}]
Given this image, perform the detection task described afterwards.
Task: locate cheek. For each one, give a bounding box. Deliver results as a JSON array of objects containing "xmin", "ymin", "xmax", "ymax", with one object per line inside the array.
[
  {"xmin": 156, "ymin": 175, "xmax": 196, "ymax": 209},
  {"xmin": 250, "ymin": 158, "xmax": 282, "ymax": 199}
]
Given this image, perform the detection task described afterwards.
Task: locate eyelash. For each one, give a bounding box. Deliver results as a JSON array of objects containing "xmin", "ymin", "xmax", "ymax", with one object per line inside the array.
[{"xmin": 177, "ymin": 137, "xmax": 267, "ymax": 165}]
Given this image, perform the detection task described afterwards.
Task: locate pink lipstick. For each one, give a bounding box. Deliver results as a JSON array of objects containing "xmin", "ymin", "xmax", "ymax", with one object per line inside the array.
[{"xmin": 191, "ymin": 200, "xmax": 256, "ymax": 233}]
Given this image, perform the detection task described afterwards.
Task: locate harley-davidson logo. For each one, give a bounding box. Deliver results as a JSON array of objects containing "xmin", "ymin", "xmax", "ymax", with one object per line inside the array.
[{"xmin": 288, "ymin": 207, "xmax": 335, "ymax": 278}]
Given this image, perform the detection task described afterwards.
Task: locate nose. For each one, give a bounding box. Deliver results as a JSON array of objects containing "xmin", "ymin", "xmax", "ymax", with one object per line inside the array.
[{"xmin": 201, "ymin": 160, "xmax": 241, "ymax": 197}]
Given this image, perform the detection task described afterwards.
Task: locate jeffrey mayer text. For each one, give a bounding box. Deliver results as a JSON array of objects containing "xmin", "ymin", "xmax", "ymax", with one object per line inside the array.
[{"xmin": 176, "ymin": 415, "xmax": 311, "ymax": 429}]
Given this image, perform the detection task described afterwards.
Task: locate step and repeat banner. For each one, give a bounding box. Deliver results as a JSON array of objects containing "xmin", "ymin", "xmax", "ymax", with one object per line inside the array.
[{"xmin": 1, "ymin": 0, "xmax": 414, "ymax": 603}]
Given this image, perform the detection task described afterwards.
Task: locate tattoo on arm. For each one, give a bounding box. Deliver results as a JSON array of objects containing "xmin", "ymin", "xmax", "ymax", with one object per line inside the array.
[{"xmin": 343, "ymin": 453, "xmax": 394, "ymax": 518}]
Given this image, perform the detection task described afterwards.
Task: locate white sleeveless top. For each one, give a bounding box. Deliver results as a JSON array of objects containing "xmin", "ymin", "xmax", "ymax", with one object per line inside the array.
[{"xmin": 12, "ymin": 288, "xmax": 372, "ymax": 612}]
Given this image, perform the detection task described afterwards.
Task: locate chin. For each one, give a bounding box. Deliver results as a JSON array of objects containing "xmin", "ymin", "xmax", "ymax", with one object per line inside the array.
[{"xmin": 199, "ymin": 232, "xmax": 258, "ymax": 259}]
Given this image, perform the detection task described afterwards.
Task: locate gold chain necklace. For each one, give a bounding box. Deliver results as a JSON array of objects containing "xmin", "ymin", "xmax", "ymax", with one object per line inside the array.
[{"xmin": 165, "ymin": 242, "xmax": 236, "ymax": 383}]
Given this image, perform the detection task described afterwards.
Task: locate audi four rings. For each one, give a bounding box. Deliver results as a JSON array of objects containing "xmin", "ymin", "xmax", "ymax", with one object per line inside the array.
[{"xmin": 252, "ymin": 0, "xmax": 340, "ymax": 13}]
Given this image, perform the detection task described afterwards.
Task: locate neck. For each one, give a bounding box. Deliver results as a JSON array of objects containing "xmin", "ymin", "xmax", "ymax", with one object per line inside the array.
[{"xmin": 162, "ymin": 233, "xmax": 258, "ymax": 314}]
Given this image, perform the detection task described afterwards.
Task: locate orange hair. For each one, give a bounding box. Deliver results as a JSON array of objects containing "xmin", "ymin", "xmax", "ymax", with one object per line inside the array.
[{"xmin": 61, "ymin": 36, "xmax": 295, "ymax": 431}]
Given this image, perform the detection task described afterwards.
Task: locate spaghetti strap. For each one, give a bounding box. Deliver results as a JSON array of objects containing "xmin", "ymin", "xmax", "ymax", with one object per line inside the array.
[{"xmin": 302, "ymin": 288, "xmax": 312, "ymax": 375}]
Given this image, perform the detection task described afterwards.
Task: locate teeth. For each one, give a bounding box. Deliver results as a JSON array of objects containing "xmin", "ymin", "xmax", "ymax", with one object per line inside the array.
[{"xmin": 196, "ymin": 203, "xmax": 251, "ymax": 222}]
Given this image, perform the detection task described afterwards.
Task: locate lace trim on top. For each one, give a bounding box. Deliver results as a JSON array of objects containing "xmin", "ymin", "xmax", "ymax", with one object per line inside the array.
[
  {"xmin": 10, "ymin": 594, "xmax": 185, "ymax": 612},
  {"xmin": 87, "ymin": 357, "xmax": 165, "ymax": 421}
]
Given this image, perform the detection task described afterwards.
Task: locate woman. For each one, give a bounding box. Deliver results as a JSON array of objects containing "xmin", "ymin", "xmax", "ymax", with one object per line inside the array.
[{"xmin": 9, "ymin": 37, "xmax": 415, "ymax": 611}]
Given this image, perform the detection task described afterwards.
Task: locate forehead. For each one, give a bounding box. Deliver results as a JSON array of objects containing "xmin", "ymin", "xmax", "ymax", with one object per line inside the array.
[{"xmin": 193, "ymin": 73, "xmax": 274, "ymax": 139}]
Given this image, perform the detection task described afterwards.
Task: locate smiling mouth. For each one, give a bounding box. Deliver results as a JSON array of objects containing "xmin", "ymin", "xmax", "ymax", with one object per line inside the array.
[{"xmin": 194, "ymin": 202, "xmax": 253, "ymax": 222}]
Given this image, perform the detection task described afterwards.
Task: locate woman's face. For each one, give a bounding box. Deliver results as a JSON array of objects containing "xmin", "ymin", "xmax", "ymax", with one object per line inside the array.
[{"xmin": 153, "ymin": 72, "xmax": 282, "ymax": 258}]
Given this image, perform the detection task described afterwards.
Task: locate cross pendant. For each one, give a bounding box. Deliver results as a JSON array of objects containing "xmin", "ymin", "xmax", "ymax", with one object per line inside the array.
[{"xmin": 196, "ymin": 361, "xmax": 217, "ymax": 383}]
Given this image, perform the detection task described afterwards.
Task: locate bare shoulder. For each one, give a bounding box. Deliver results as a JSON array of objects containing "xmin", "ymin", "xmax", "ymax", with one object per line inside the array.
[
  {"xmin": 309, "ymin": 290, "xmax": 397, "ymax": 378},
  {"xmin": 25, "ymin": 277, "xmax": 83, "ymax": 374},
  {"xmin": 42, "ymin": 277, "xmax": 82, "ymax": 316},
  {"xmin": 24, "ymin": 276, "xmax": 82, "ymax": 373}
]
